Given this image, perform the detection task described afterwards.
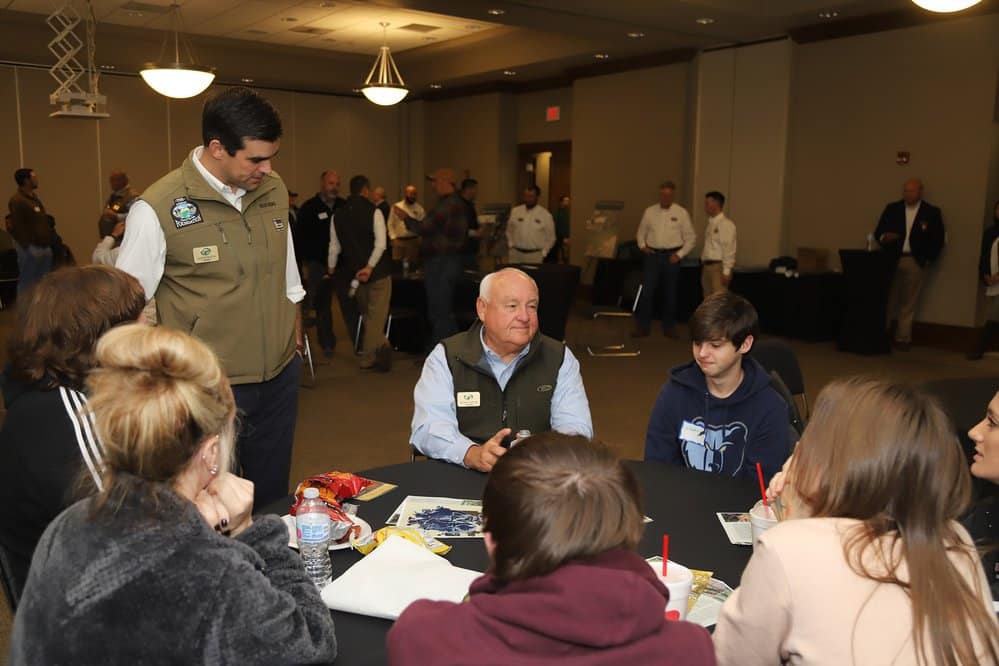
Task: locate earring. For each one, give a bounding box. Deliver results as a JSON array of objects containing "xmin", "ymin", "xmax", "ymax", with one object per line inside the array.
[{"xmin": 209, "ymin": 463, "xmax": 219, "ymax": 476}]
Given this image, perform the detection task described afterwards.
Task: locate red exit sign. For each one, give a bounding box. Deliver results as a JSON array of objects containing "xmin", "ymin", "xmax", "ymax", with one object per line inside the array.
[{"xmin": 545, "ymin": 106, "xmax": 560, "ymax": 122}]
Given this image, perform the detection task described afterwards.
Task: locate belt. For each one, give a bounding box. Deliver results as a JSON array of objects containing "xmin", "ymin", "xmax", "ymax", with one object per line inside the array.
[
  {"xmin": 394, "ymin": 234, "xmax": 418, "ymax": 240},
  {"xmin": 513, "ymin": 247, "xmax": 543, "ymax": 252},
  {"xmin": 701, "ymin": 259, "xmax": 721, "ymax": 265},
  {"xmin": 649, "ymin": 246, "xmax": 682, "ymax": 254}
]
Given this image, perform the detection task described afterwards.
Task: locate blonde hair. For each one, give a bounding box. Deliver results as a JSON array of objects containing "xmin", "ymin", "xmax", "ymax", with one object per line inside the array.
[
  {"xmin": 86, "ymin": 325, "xmax": 236, "ymax": 508},
  {"xmin": 791, "ymin": 377, "xmax": 999, "ymax": 666}
]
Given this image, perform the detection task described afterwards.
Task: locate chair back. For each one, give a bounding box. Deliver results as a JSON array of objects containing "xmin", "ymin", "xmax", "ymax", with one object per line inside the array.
[
  {"xmin": 750, "ymin": 339, "xmax": 805, "ymax": 396},
  {"xmin": 0, "ymin": 539, "xmax": 21, "ymax": 612}
]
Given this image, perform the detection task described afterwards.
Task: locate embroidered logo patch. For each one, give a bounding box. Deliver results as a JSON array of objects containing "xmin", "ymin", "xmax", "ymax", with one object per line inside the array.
[
  {"xmin": 536, "ymin": 384, "xmax": 553, "ymax": 392},
  {"xmin": 258, "ymin": 200, "xmax": 277, "ymax": 208},
  {"xmin": 171, "ymin": 198, "xmax": 203, "ymax": 228},
  {"xmin": 272, "ymin": 217, "xmax": 286, "ymax": 231}
]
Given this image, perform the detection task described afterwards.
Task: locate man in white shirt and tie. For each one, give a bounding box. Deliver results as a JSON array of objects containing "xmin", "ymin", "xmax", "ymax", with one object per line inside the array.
[
  {"xmin": 700, "ymin": 190, "xmax": 737, "ymax": 299},
  {"xmin": 506, "ymin": 186, "xmax": 555, "ymax": 264},
  {"xmin": 634, "ymin": 180, "xmax": 696, "ymax": 337}
]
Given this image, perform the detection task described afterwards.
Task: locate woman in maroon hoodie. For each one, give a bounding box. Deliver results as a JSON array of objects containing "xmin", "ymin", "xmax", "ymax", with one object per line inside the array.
[{"xmin": 387, "ymin": 433, "xmax": 715, "ymax": 666}]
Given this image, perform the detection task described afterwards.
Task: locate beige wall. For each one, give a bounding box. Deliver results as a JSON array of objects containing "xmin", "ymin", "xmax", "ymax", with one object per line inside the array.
[
  {"xmin": 570, "ymin": 64, "xmax": 690, "ymax": 267},
  {"xmin": 692, "ymin": 40, "xmax": 792, "ymax": 270},
  {"xmin": 423, "ymin": 92, "xmax": 518, "ymax": 205},
  {"xmin": 517, "ymin": 87, "xmax": 573, "ymax": 144},
  {"xmin": 787, "ymin": 14, "xmax": 999, "ymax": 327},
  {"xmin": 1, "ymin": 66, "xmax": 405, "ymax": 266}
]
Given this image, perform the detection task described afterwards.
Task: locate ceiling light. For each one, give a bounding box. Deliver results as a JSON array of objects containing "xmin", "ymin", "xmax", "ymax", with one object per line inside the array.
[
  {"xmin": 502, "ymin": 69, "xmax": 516, "ymax": 76},
  {"xmin": 429, "ymin": 83, "xmax": 442, "ymax": 89},
  {"xmin": 695, "ymin": 17, "xmax": 715, "ymax": 25},
  {"xmin": 594, "ymin": 53, "xmax": 610, "ymax": 59},
  {"xmin": 361, "ymin": 22, "xmax": 408, "ymax": 106},
  {"xmin": 140, "ymin": 4, "xmax": 215, "ymax": 99},
  {"xmin": 240, "ymin": 77, "xmax": 254, "ymax": 83},
  {"xmin": 98, "ymin": 64, "xmax": 116, "ymax": 70},
  {"xmin": 818, "ymin": 10, "xmax": 839, "ymax": 18},
  {"xmin": 487, "ymin": 9, "xmax": 505, "ymax": 16},
  {"xmin": 627, "ymin": 31, "xmax": 645, "ymax": 38},
  {"xmin": 910, "ymin": 0, "xmax": 981, "ymax": 11}
]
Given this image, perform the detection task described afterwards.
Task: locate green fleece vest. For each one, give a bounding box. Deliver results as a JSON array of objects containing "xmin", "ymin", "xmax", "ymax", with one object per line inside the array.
[
  {"xmin": 443, "ymin": 323, "xmax": 564, "ymax": 444},
  {"xmin": 141, "ymin": 156, "xmax": 296, "ymax": 385}
]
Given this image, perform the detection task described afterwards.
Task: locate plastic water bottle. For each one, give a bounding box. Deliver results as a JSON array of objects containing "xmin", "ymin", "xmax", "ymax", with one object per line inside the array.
[
  {"xmin": 347, "ymin": 278, "xmax": 360, "ymax": 298},
  {"xmin": 296, "ymin": 487, "xmax": 332, "ymax": 588}
]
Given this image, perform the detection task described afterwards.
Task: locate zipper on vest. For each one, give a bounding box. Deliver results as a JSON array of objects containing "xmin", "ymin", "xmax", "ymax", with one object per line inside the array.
[
  {"xmin": 242, "ymin": 218, "xmax": 253, "ymax": 245},
  {"xmin": 215, "ymin": 222, "xmax": 229, "ymax": 244}
]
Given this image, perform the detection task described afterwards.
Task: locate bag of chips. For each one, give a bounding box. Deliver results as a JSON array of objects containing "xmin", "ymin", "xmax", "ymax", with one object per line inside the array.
[
  {"xmin": 353, "ymin": 526, "xmax": 452, "ymax": 556},
  {"xmin": 290, "ymin": 471, "xmax": 374, "ymax": 540}
]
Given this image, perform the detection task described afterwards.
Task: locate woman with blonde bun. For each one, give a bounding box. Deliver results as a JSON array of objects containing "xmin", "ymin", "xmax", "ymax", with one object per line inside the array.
[{"xmin": 8, "ymin": 325, "xmax": 337, "ymax": 665}]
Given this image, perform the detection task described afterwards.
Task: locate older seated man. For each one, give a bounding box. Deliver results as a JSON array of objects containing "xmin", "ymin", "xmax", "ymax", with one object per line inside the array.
[{"xmin": 411, "ymin": 267, "xmax": 593, "ymax": 471}]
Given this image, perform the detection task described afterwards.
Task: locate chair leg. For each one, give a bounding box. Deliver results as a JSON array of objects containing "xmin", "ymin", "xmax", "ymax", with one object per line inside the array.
[
  {"xmin": 385, "ymin": 313, "xmax": 393, "ymax": 338},
  {"xmin": 354, "ymin": 315, "xmax": 364, "ymax": 353},
  {"xmin": 303, "ymin": 335, "xmax": 315, "ymax": 382}
]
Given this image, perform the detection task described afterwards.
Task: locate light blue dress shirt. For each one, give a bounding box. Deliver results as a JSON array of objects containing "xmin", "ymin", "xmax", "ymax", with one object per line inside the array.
[{"xmin": 410, "ymin": 330, "xmax": 594, "ymax": 466}]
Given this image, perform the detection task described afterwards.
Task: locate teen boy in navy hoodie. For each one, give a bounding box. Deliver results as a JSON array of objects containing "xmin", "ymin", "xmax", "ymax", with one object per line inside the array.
[{"xmin": 644, "ymin": 291, "xmax": 790, "ymax": 481}]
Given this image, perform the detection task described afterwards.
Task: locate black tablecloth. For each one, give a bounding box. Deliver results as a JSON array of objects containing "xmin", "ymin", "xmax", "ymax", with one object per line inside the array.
[
  {"xmin": 262, "ymin": 459, "xmax": 759, "ymax": 666},
  {"xmin": 731, "ymin": 270, "xmax": 843, "ymax": 341}
]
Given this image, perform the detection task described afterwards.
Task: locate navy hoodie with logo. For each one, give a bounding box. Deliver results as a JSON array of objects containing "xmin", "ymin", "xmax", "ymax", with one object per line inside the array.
[{"xmin": 644, "ymin": 357, "xmax": 790, "ymax": 482}]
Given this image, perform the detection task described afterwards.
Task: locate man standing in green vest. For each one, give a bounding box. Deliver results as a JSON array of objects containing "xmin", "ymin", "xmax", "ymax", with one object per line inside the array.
[
  {"xmin": 116, "ymin": 87, "xmax": 304, "ymax": 507},
  {"xmin": 411, "ymin": 267, "xmax": 593, "ymax": 472}
]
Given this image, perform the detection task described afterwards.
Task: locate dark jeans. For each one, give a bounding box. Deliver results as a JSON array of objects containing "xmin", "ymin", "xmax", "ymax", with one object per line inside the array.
[
  {"xmin": 638, "ymin": 252, "xmax": 680, "ymax": 330},
  {"xmin": 232, "ymin": 354, "xmax": 302, "ymax": 508},
  {"xmin": 424, "ymin": 254, "xmax": 463, "ymax": 349},
  {"xmin": 14, "ymin": 242, "xmax": 52, "ymax": 296},
  {"xmin": 303, "ymin": 260, "xmax": 336, "ymax": 352}
]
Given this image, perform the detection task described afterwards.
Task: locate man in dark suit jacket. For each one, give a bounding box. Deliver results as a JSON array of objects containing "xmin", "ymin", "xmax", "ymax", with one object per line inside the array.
[{"xmin": 872, "ymin": 178, "xmax": 945, "ymax": 350}]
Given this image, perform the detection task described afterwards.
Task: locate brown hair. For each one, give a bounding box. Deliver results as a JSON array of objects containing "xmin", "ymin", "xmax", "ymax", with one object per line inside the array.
[
  {"xmin": 86, "ymin": 325, "xmax": 236, "ymax": 511},
  {"xmin": 482, "ymin": 433, "xmax": 644, "ymax": 584},
  {"xmin": 6, "ymin": 266, "xmax": 146, "ymax": 391},
  {"xmin": 688, "ymin": 291, "xmax": 759, "ymax": 348},
  {"xmin": 791, "ymin": 377, "xmax": 999, "ymax": 665}
]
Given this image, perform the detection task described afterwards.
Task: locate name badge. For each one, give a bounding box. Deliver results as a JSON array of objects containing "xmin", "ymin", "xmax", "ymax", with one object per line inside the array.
[
  {"xmin": 193, "ymin": 245, "xmax": 220, "ymax": 264},
  {"xmin": 318, "ymin": 212, "xmax": 329, "ymax": 220},
  {"xmin": 679, "ymin": 420, "xmax": 705, "ymax": 446},
  {"xmin": 272, "ymin": 217, "xmax": 285, "ymax": 231},
  {"xmin": 456, "ymin": 391, "xmax": 480, "ymax": 408}
]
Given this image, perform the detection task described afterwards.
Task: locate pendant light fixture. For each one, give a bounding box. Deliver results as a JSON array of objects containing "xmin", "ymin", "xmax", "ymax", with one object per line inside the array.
[
  {"xmin": 910, "ymin": 0, "xmax": 981, "ymax": 12},
  {"xmin": 361, "ymin": 22, "xmax": 408, "ymax": 106},
  {"xmin": 140, "ymin": 3, "xmax": 215, "ymax": 99}
]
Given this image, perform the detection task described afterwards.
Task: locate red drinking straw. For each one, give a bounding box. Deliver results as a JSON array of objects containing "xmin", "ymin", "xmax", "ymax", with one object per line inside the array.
[
  {"xmin": 756, "ymin": 462, "xmax": 769, "ymax": 509},
  {"xmin": 662, "ymin": 535, "xmax": 669, "ymax": 577}
]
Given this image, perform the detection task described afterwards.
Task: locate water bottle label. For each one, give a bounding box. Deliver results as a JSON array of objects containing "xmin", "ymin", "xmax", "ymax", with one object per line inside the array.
[{"xmin": 297, "ymin": 515, "xmax": 331, "ymax": 544}]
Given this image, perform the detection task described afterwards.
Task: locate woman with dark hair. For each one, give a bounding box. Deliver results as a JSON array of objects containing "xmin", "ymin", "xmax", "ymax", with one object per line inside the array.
[
  {"xmin": 713, "ymin": 377, "xmax": 998, "ymax": 665},
  {"xmin": 387, "ymin": 432, "xmax": 714, "ymax": 665},
  {"xmin": 0, "ymin": 266, "xmax": 146, "ymax": 600},
  {"xmin": 8, "ymin": 325, "xmax": 337, "ymax": 664},
  {"xmin": 966, "ymin": 390, "xmax": 999, "ymax": 599},
  {"xmin": 968, "ymin": 200, "xmax": 999, "ymax": 360}
]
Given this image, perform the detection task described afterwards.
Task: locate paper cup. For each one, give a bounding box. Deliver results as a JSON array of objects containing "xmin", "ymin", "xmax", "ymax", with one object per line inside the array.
[
  {"xmin": 749, "ymin": 500, "xmax": 778, "ymax": 547},
  {"xmin": 648, "ymin": 560, "xmax": 694, "ymax": 621}
]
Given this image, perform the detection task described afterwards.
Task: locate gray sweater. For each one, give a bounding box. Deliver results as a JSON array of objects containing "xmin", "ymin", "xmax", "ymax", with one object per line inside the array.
[{"xmin": 8, "ymin": 475, "xmax": 337, "ymax": 665}]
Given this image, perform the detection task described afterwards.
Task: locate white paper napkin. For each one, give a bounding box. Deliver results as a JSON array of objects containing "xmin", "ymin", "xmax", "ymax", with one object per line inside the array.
[{"xmin": 321, "ymin": 535, "xmax": 482, "ymax": 620}]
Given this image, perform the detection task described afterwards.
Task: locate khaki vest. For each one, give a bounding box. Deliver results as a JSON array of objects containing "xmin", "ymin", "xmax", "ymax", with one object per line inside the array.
[
  {"xmin": 443, "ymin": 323, "xmax": 564, "ymax": 444},
  {"xmin": 141, "ymin": 157, "xmax": 296, "ymax": 385}
]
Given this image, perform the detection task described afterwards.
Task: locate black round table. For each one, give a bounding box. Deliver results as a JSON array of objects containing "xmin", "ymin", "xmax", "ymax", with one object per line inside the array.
[{"xmin": 262, "ymin": 459, "xmax": 760, "ymax": 666}]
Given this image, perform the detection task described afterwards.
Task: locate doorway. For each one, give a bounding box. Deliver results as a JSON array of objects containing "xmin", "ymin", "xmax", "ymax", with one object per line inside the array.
[{"xmin": 516, "ymin": 141, "xmax": 571, "ymax": 212}]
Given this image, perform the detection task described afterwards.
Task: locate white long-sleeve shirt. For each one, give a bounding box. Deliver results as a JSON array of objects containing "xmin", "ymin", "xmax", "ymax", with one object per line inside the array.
[
  {"xmin": 506, "ymin": 204, "xmax": 556, "ymax": 257},
  {"xmin": 116, "ymin": 146, "xmax": 305, "ymax": 304},
  {"xmin": 328, "ymin": 209, "xmax": 387, "ymax": 272},
  {"xmin": 92, "ymin": 236, "xmax": 119, "ymax": 267},
  {"xmin": 636, "ymin": 203, "xmax": 696, "ymax": 257},
  {"xmin": 701, "ymin": 212, "xmax": 737, "ymax": 276},
  {"xmin": 387, "ymin": 199, "xmax": 424, "ymax": 240}
]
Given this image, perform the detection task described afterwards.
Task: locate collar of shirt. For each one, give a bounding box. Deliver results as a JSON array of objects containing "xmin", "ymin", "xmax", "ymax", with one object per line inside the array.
[
  {"xmin": 190, "ymin": 146, "xmax": 246, "ymax": 211},
  {"xmin": 709, "ymin": 213, "xmax": 725, "ymax": 224},
  {"xmin": 480, "ymin": 326, "xmax": 532, "ymax": 390}
]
